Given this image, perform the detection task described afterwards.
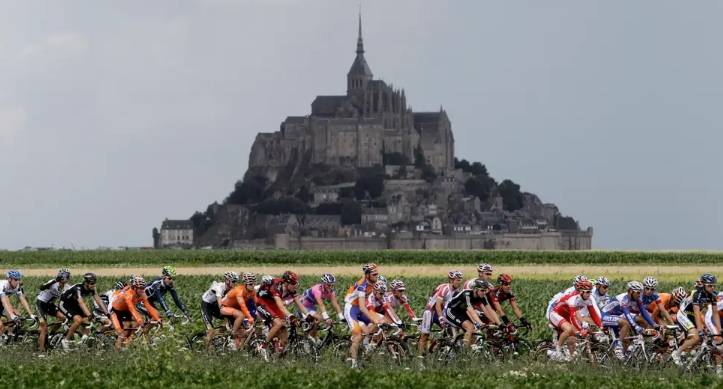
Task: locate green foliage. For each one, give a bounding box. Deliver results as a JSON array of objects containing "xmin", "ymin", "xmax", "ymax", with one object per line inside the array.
[
  {"xmin": 316, "ymin": 202, "xmax": 342, "ymax": 215},
  {"xmin": 255, "ymin": 197, "xmax": 307, "ymax": 215},
  {"xmin": 498, "ymin": 179, "xmax": 523, "ymax": 211},
  {"xmin": 5, "ymin": 250, "xmax": 723, "ymax": 266},
  {"xmin": 226, "ymin": 175, "xmax": 267, "ymax": 205}
]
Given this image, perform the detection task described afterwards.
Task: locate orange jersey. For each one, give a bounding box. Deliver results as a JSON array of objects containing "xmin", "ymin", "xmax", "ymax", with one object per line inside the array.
[
  {"xmin": 221, "ymin": 285, "xmax": 257, "ymax": 320},
  {"xmin": 345, "ymin": 277, "xmax": 373, "ymax": 306},
  {"xmin": 112, "ymin": 288, "xmax": 161, "ymax": 323},
  {"xmin": 649, "ymin": 293, "xmax": 678, "ymax": 315}
]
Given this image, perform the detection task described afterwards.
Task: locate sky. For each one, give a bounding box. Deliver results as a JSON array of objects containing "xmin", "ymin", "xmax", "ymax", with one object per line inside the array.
[{"xmin": 1, "ymin": 0, "xmax": 722, "ymax": 250}]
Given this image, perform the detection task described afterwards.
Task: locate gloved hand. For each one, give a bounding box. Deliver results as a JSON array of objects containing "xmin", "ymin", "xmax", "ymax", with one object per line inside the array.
[{"xmin": 520, "ymin": 317, "xmax": 531, "ymax": 328}]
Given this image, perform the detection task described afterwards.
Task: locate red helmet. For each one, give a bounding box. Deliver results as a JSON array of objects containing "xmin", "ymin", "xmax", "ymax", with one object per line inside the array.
[
  {"xmin": 497, "ymin": 273, "xmax": 512, "ymax": 285},
  {"xmin": 282, "ymin": 271, "xmax": 299, "ymax": 285},
  {"xmin": 575, "ymin": 279, "xmax": 593, "ymax": 292}
]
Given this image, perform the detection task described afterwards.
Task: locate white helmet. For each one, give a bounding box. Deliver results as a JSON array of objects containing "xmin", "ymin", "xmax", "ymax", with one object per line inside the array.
[
  {"xmin": 642, "ymin": 276, "xmax": 658, "ymax": 289},
  {"xmin": 595, "ymin": 276, "xmax": 610, "ymax": 287},
  {"xmin": 627, "ymin": 281, "xmax": 644, "ymax": 293}
]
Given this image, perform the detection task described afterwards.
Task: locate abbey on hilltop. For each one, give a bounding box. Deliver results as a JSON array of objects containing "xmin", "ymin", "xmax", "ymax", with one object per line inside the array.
[
  {"xmin": 248, "ymin": 15, "xmax": 453, "ymax": 180},
  {"xmin": 156, "ymin": 15, "xmax": 592, "ymax": 251}
]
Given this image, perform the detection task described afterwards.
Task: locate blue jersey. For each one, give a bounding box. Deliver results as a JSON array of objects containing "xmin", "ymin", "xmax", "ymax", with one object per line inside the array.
[{"xmin": 602, "ymin": 292, "xmax": 655, "ymax": 327}]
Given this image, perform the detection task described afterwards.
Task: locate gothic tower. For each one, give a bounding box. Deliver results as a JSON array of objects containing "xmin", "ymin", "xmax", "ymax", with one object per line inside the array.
[{"xmin": 347, "ymin": 13, "xmax": 373, "ymax": 104}]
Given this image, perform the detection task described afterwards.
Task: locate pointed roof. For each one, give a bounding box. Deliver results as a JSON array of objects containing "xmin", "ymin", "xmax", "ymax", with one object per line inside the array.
[{"xmin": 348, "ymin": 11, "xmax": 372, "ymax": 78}]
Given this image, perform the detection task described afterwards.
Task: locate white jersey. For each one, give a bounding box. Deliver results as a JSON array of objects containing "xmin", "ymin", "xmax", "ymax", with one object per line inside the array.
[
  {"xmin": 424, "ymin": 283, "xmax": 458, "ymax": 311},
  {"xmin": 0, "ymin": 279, "xmax": 23, "ymax": 297},
  {"xmin": 591, "ymin": 287, "xmax": 611, "ymax": 310},
  {"xmin": 546, "ymin": 286, "xmax": 575, "ymax": 316},
  {"xmin": 202, "ymin": 281, "xmax": 228, "ymax": 304},
  {"xmin": 36, "ymin": 280, "xmax": 68, "ymax": 303}
]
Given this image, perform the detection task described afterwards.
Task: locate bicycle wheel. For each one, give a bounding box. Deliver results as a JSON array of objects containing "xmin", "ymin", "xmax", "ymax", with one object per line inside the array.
[
  {"xmin": 288, "ymin": 337, "xmax": 319, "ymax": 362},
  {"xmin": 383, "ymin": 339, "xmax": 409, "ymax": 365}
]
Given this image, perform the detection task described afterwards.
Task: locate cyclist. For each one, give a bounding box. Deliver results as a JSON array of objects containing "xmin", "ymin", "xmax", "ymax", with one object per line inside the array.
[
  {"xmin": 201, "ymin": 271, "xmax": 239, "ymax": 339},
  {"xmin": 36, "ymin": 268, "xmax": 71, "ymax": 352},
  {"xmin": 220, "ymin": 272, "xmax": 257, "ymax": 349},
  {"xmin": 0, "ymin": 270, "xmax": 35, "ymax": 338},
  {"xmin": 300, "ymin": 273, "xmax": 344, "ymax": 340},
  {"xmin": 110, "ymin": 276, "xmax": 161, "ymax": 350},
  {"xmin": 493, "ymin": 274, "xmax": 530, "ymax": 328},
  {"xmin": 59, "ymin": 272, "xmax": 109, "ymax": 351},
  {"xmin": 144, "ymin": 266, "xmax": 190, "ymax": 322},
  {"xmin": 641, "ymin": 276, "xmax": 675, "ymax": 325},
  {"xmin": 703, "ymin": 289, "xmax": 723, "ymax": 375},
  {"xmin": 671, "ymin": 274, "xmax": 721, "ymax": 365},
  {"xmin": 600, "ymin": 281, "xmax": 656, "ymax": 358},
  {"xmin": 443, "ymin": 279, "xmax": 494, "ymax": 349},
  {"xmin": 257, "ymin": 271, "xmax": 309, "ymax": 352},
  {"xmin": 647, "ymin": 287, "xmax": 681, "ymax": 325},
  {"xmin": 93, "ymin": 280, "xmax": 126, "ymax": 328},
  {"xmin": 546, "ymin": 275, "xmax": 588, "ymax": 323},
  {"xmin": 418, "ymin": 270, "xmax": 463, "ymax": 358},
  {"xmin": 592, "ymin": 276, "xmax": 612, "ymax": 310},
  {"xmin": 464, "ymin": 263, "xmax": 503, "ymax": 325},
  {"xmin": 343, "ymin": 263, "xmax": 383, "ymax": 369},
  {"xmin": 366, "ymin": 280, "xmax": 402, "ymax": 325},
  {"xmin": 548, "ymin": 279, "xmax": 602, "ymax": 362},
  {"xmin": 387, "ymin": 279, "xmax": 418, "ymax": 322}
]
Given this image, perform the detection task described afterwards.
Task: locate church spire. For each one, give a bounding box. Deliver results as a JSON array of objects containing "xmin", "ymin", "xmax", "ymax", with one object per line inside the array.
[{"xmin": 356, "ymin": 9, "xmax": 364, "ymax": 55}]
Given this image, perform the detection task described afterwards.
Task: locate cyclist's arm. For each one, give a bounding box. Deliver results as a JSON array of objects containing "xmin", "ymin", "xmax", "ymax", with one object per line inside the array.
[
  {"xmin": 383, "ymin": 303, "xmax": 402, "ymax": 325},
  {"xmin": 125, "ymin": 293, "xmax": 145, "ymax": 325},
  {"xmin": 169, "ymin": 288, "xmax": 188, "ymax": 315},
  {"xmin": 76, "ymin": 294, "xmax": 92, "ymax": 317},
  {"xmin": 434, "ymin": 298, "xmax": 444, "ymax": 319},
  {"xmin": 693, "ymin": 304, "xmax": 706, "ymax": 331},
  {"xmin": 39, "ymin": 280, "xmax": 56, "ymax": 291},
  {"xmin": 274, "ymin": 295, "xmax": 292, "ymax": 318},
  {"xmin": 509, "ymin": 299, "xmax": 524, "ymax": 319},
  {"xmin": 155, "ymin": 287, "xmax": 173, "ymax": 317},
  {"xmin": 401, "ymin": 300, "xmax": 417, "ymax": 320},
  {"xmin": 463, "ymin": 295, "xmax": 484, "ymax": 327},
  {"xmin": 713, "ymin": 305, "xmax": 722, "ymax": 335},
  {"xmin": 140, "ymin": 295, "xmax": 162, "ymax": 322},
  {"xmin": 330, "ymin": 295, "xmax": 343, "ymax": 319},
  {"xmin": 293, "ymin": 295, "xmax": 309, "ymax": 317},
  {"xmin": 314, "ymin": 294, "xmax": 328, "ymax": 318},
  {"xmin": 637, "ymin": 299, "xmax": 656, "ymax": 327},
  {"xmin": 483, "ymin": 301, "xmax": 502, "ymax": 325},
  {"xmin": 586, "ymin": 302, "xmax": 603, "ymax": 328},
  {"xmin": 656, "ymin": 301, "xmax": 674, "ymax": 325},
  {"xmin": 93, "ymin": 293, "xmax": 110, "ymax": 316},
  {"xmin": 18, "ymin": 293, "xmax": 34, "ymax": 317},
  {"xmin": 0, "ymin": 295, "xmax": 15, "ymax": 319},
  {"xmin": 235, "ymin": 294, "xmax": 254, "ymax": 322}
]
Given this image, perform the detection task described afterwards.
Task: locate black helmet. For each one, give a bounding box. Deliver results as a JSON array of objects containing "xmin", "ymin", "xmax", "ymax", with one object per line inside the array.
[
  {"xmin": 83, "ymin": 272, "xmax": 97, "ymax": 284},
  {"xmin": 700, "ymin": 273, "xmax": 717, "ymax": 285}
]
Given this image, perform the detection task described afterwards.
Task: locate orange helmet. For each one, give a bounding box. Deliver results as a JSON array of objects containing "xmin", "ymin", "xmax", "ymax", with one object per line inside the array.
[
  {"xmin": 497, "ymin": 273, "xmax": 513, "ymax": 285},
  {"xmin": 575, "ymin": 279, "xmax": 593, "ymax": 292}
]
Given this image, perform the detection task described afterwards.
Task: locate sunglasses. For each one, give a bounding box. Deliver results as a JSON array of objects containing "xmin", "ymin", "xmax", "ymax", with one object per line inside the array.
[{"xmin": 481, "ymin": 272, "xmax": 492, "ymax": 276}]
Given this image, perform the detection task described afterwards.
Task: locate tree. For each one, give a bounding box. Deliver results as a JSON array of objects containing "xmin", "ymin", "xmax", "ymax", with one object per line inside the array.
[
  {"xmin": 226, "ymin": 176, "xmax": 267, "ymax": 205},
  {"xmin": 421, "ymin": 165, "xmax": 437, "ymax": 183},
  {"xmin": 455, "ymin": 158, "xmax": 470, "ymax": 171},
  {"xmin": 354, "ymin": 175, "xmax": 384, "ymax": 200},
  {"xmin": 465, "ymin": 177, "xmax": 491, "ymax": 202},
  {"xmin": 469, "ymin": 162, "xmax": 488, "ymax": 178},
  {"xmin": 498, "ymin": 179, "xmax": 524, "ymax": 211},
  {"xmin": 340, "ymin": 200, "xmax": 362, "ymax": 225},
  {"xmin": 316, "ymin": 202, "xmax": 342, "ymax": 215},
  {"xmin": 256, "ymin": 197, "xmax": 307, "ymax": 215},
  {"xmin": 414, "ymin": 145, "xmax": 425, "ymax": 168}
]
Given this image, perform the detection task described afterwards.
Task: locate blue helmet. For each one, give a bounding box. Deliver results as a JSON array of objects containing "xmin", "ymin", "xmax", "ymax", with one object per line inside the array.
[{"xmin": 6, "ymin": 270, "xmax": 22, "ymax": 280}]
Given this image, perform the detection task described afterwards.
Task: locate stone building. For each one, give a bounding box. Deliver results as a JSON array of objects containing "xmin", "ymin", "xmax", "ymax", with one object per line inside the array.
[
  {"xmin": 248, "ymin": 16, "xmax": 455, "ymax": 179},
  {"xmin": 159, "ymin": 219, "xmax": 194, "ymax": 248}
]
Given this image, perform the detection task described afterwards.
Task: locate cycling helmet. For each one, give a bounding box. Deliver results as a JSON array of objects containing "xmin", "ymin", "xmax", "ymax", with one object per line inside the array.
[
  {"xmin": 471, "ymin": 279, "xmax": 492, "ymax": 291},
  {"xmin": 261, "ymin": 275, "xmax": 274, "ymax": 285},
  {"xmin": 672, "ymin": 287, "xmax": 688, "ymax": 303},
  {"xmin": 627, "ymin": 281, "xmax": 644, "ymax": 293},
  {"xmin": 320, "ymin": 273, "xmax": 336, "ymax": 284},
  {"xmin": 83, "ymin": 272, "xmax": 97, "ymax": 284},
  {"xmin": 242, "ymin": 272, "xmax": 256, "ymax": 285},
  {"xmin": 573, "ymin": 275, "xmax": 588, "ymax": 285},
  {"xmin": 448, "ymin": 270, "xmax": 463, "ymax": 279},
  {"xmin": 373, "ymin": 280, "xmax": 387, "ymax": 293},
  {"xmin": 161, "ymin": 265, "xmax": 177, "ymax": 278},
  {"xmin": 363, "ymin": 263, "xmax": 379, "ymax": 274},
  {"xmin": 595, "ymin": 276, "xmax": 610, "ymax": 287},
  {"xmin": 131, "ymin": 276, "xmax": 146, "ymax": 288},
  {"xmin": 700, "ymin": 273, "xmax": 717, "ymax": 285},
  {"xmin": 390, "ymin": 279, "xmax": 406, "ymax": 291},
  {"xmin": 6, "ymin": 270, "xmax": 22, "ymax": 280},
  {"xmin": 57, "ymin": 268, "xmax": 71, "ymax": 281},
  {"xmin": 224, "ymin": 271, "xmax": 240, "ymax": 283},
  {"xmin": 282, "ymin": 271, "xmax": 299, "ymax": 285},
  {"xmin": 575, "ymin": 280, "xmax": 593, "ymax": 292},
  {"xmin": 477, "ymin": 263, "xmax": 494, "ymax": 273},
  {"xmin": 496, "ymin": 273, "xmax": 513, "ymax": 285},
  {"xmin": 642, "ymin": 276, "xmax": 658, "ymax": 289},
  {"xmin": 115, "ymin": 280, "xmax": 126, "ymax": 290}
]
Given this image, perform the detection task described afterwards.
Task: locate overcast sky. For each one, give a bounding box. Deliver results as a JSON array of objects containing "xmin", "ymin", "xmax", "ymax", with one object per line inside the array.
[{"xmin": 1, "ymin": 0, "xmax": 722, "ymax": 250}]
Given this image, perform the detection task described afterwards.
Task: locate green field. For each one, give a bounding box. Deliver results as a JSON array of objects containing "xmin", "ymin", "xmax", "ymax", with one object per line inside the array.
[
  {"xmin": 3, "ymin": 249, "xmax": 723, "ymax": 266},
  {"xmin": 3, "ymin": 275, "xmax": 721, "ymax": 388}
]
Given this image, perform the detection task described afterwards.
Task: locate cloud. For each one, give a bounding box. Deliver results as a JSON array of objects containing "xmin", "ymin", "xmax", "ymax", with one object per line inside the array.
[
  {"xmin": 0, "ymin": 106, "xmax": 27, "ymax": 146},
  {"xmin": 20, "ymin": 32, "xmax": 88, "ymax": 58}
]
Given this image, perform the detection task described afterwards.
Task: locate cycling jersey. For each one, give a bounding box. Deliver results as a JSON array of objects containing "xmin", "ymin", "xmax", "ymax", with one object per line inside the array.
[
  {"xmin": 591, "ymin": 287, "xmax": 611, "ymax": 309},
  {"xmin": 424, "ymin": 283, "xmax": 457, "ymax": 311},
  {"xmin": 345, "ymin": 277, "xmax": 373, "ymax": 306},
  {"xmin": 552, "ymin": 291, "xmax": 602, "ymax": 331},
  {"xmin": 601, "ymin": 292, "xmax": 655, "ymax": 329},
  {"xmin": 494, "ymin": 288, "xmax": 516, "ymax": 304},
  {"xmin": 444, "ymin": 289, "xmax": 489, "ymax": 328},
  {"xmin": 258, "ymin": 278, "xmax": 296, "ymax": 319},
  {"xmin": 60, "ymin": 283, "xmax": 98, "ymax": 318},
  {"xmin": 648, "ymin": 292, "xmax": 678, "ymax": 317},
  {"xmin": 641, "ymin": 292, "xmax": 661, "ymax": 307},
  {"xmin": 703, "ymin": 294, "xmax": 723, "ymax": 335},
  {"xmin": 0, "ymin": 279, "xmax": 23, "ymax": 298},
  {"xmin": 145, "ymin": 278, "xmax": 188, "ymax": 317},
  {"xmin": 221, "ymin": 285, "xmax": 257, "ymax": 320},
  {"xmin": 546, "ymin": 286, "xmax": 575, "ymax": 317},
  {"xmin": 387, "ymin": 293, "xmax": 416, "ymax": 320},
  {"xmin": 690, "ymin": 286, "xmax": 718, "ymax": 308},
  {"xmin": 202, "ymin": 281, "xmax": 229, "ymax": 304},
  {"xmin": 366, "ymin": 293, "xmax": 391, "ymax": 315},
  {"xmin": 111, "ymin": 288, "xmax": 161, "ymax": 324},
  {"xmin": 302, "ymin": 284, "xmax": 336, "ymax": 311},
  {"xmin": 36, "ymin": 280, "xmax": 67, "ymax": 304}
]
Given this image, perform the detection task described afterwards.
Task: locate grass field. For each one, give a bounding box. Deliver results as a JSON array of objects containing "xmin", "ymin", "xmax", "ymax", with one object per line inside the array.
[
  {"xmin": 2, "ymin": 275, "xmax": 722, "ymax": 387},
  {"xmin": 4, "ymin": 249, "xmax": 723, "ymax": 267}
]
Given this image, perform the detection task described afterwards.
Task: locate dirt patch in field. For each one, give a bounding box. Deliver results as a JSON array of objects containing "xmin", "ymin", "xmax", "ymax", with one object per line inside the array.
[{"xmin": 16, "ymin": 264, "xmax": 723, "ymax": 281}]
